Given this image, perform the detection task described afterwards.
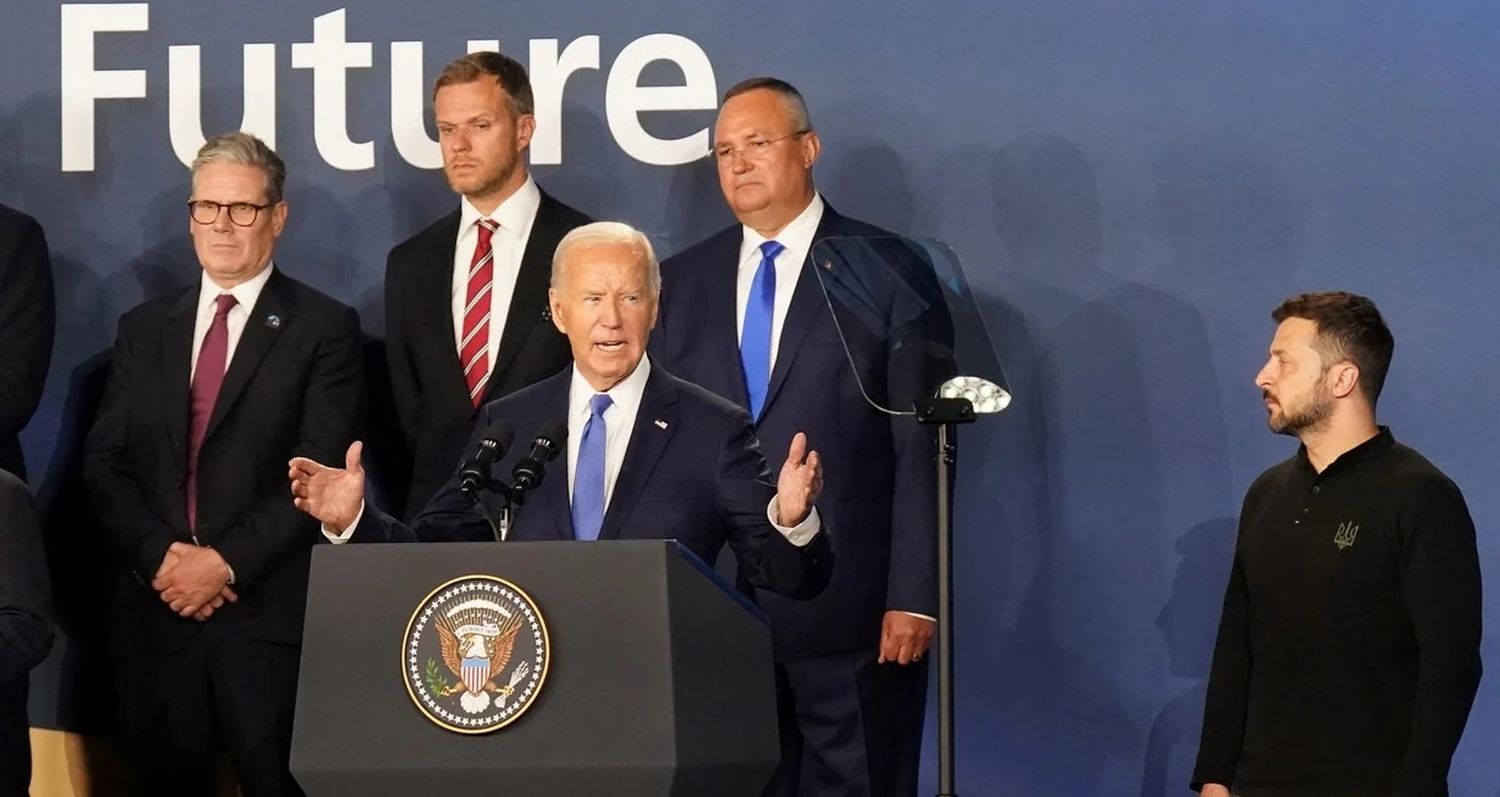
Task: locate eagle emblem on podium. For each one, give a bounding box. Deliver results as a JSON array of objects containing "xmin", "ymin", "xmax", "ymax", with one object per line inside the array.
[{"xmin": 402, "ymin": 575, "xmax": 550, "ymax": 733}]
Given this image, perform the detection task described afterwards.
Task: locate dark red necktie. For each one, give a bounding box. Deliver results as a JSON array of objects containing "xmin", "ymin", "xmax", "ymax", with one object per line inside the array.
[
  {"xmin": 186, "ymin": 293, "xmax": 237, "ymax": 530},
  {"xmin": 460, "ymin": 218, "xmax": 499, "ymax": 407}
]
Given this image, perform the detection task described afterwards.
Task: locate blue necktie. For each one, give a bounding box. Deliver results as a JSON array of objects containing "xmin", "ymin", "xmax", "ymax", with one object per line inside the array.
[
  {"xmin": 571, "ymin": 393, "xmax": 613, "ymax": 541},
  {"xmin": 741, "ymin": 240, "xmax": 784, "ymax": 419}
]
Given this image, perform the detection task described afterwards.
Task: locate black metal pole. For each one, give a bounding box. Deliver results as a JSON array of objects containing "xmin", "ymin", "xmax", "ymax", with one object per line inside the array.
[{"xmin": 936, "ymin": 421, "xmax": 957, "ymax": 797}]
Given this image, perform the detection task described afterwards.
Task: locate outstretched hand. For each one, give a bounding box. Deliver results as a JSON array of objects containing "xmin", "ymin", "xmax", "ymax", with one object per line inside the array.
[{"xmin": 288, "ymin": 441, "xmax": 366, "ymax": 533}]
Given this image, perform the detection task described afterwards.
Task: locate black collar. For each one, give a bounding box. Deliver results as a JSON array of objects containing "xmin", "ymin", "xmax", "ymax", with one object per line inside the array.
[{"xmin": 1295, "ymin": 425, "xmax": 1395, "ymax": 478}]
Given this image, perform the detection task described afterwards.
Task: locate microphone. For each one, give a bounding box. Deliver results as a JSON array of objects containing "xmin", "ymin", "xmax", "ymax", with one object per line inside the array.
[
  {"xmin": 512, "ymin": 421, "xmax": 567, "ymax": 495},
  {"xmin": 459, "ymin": 421, "xmax": 515, "ymax": 498}
]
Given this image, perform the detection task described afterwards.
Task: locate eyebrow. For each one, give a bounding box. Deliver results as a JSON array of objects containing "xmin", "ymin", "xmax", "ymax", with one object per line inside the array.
[{"xmin": 437, "ymin": 114, "xmax": 495, "ymax": 126}]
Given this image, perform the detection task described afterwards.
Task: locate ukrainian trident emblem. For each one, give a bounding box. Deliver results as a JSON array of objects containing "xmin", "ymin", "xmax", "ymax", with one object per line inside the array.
[{"xmin": 1334, "ymin": 521, "xmax": 1360, "ymax": 550}]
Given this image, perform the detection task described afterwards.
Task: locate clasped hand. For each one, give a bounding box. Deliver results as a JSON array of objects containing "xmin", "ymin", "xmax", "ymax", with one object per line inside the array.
[{"xmin": 153, "ymin": 542, "xmax": 236, "ymax": 621}]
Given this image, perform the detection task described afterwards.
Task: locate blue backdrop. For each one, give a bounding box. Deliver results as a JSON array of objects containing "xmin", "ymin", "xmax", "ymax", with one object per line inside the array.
[{"xmin": 4, "ymin": 2, "xmax": 1496, "ymax": 794}]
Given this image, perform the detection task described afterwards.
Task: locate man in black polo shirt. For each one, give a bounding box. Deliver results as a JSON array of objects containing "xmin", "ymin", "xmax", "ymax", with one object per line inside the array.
[{"xmin": 1192, "ymin": 292, "xmax": 1482, "ymax": 797}]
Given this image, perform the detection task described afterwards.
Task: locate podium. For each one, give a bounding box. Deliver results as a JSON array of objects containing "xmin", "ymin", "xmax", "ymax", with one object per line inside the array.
[{"xmin": 290, "ymin": 540, "xmax": 779, "ymax": 796}]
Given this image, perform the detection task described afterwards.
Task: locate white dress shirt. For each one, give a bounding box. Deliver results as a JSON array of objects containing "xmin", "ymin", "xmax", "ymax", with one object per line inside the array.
[
  {"xmin": 451, "ymin": 178, "xmax": 541, "ymax": 389},
  {"xmin": 325, "ymin": 353, "xmax": 821, "ymax": 545},
  {"xmin": 189, "ymin": 262, "xmax": 275, "ymax": 383},
  {"xmin": 735, "ymin": 193, "xmax": 825, "ymax": 369}
]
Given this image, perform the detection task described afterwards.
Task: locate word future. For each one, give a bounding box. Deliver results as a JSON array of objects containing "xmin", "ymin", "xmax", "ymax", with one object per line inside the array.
[{"xmin": 60, "ymin": 5, "xmax": 720, "ymax": 171}]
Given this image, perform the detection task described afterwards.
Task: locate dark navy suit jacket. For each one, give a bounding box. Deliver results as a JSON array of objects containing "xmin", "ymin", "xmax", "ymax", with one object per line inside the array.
[
  {"xmin": 652, "ymin": 204, "xmax": 950, "ymax": 654},
  {"xmin": 351, "ymin": 364, "xmax": 833, "ymax": 600}
]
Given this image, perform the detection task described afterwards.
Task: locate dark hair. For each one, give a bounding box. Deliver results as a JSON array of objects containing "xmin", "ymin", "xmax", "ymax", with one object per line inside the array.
[
  {"xmin": 432, "ymin": 51, "xmax": 534, "ymax": 117},
  {"xmin": 1272, "ymin": 291, "xmax": 1395, "ymax": 405},
  {"xmin": 722, "ymin": 76, "xmax": 812, "ymax": 131}
]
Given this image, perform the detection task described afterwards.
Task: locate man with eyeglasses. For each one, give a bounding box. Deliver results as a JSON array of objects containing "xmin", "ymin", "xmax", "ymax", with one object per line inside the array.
[
  {"xmin": 651, "ymin": 78, "xmax": 940, "ymax": 797},
  {"xmin": 84, "ymin": 131, "xmax": 364, "ymax": 796}
]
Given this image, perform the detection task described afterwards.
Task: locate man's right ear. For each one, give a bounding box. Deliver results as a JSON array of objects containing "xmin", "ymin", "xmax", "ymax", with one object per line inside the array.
[{"xmin": 548, "ymin": 289, "xmax": 566, "ymax": 334}]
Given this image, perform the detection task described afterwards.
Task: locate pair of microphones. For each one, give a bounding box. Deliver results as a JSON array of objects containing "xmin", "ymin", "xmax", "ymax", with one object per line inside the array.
[{"xmin": 457, "ymin": 420, "xmax": 566, "ymax": 505}]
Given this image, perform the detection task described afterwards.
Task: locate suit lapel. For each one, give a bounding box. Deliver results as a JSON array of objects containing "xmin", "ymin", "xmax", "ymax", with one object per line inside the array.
[
  {"xmin": 762, "ymin": 208, "xmax": 844, "ymax": 417},
  {"xmin": 598, "ymin": 369, "xmax": 679, "ymax": 540},
  {"xmin": 160, "ymin": 287, "xmax": 198, "ymax": 475},
  {"xmin": 535, "ymin": 374, "xmax": 574, "ymax": 541},
  {"xmin": 203, "ymin": 269, "xmax": 288, "ymax": 442},
  {"xmin": 419, "ymin": 210, "xmax": 472, "ymax": 407},
  {"xmin": 485, "ymin": 192, "xmax": 561, "ymax": 402},
  {"xmin": 708, "ymin": 232, "xmax": 751, "ymax": 409}
]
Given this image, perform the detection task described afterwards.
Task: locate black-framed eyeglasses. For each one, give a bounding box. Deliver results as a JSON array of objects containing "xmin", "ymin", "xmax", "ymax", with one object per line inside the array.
[
  {"xmin": 187, "ymin": 200, "xmax": 275, "ymax": 227},
  {"xmin": 713, "ymin": 130, "xmax": 808, "ymax": 163}
]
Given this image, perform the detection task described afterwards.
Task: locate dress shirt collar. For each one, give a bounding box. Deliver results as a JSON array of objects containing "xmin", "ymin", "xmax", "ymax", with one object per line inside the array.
[
  {"xmin": 738, "ymin": 192, "xmax": 825, "ymax": 264},
  {"xmin": 569, "ymin": 353, "xmax": 652, "ymax": 424},
  {"xmin": 458, "ymin": 176, "xmax": 542, "ymax": 237},
  {"xmin": 198, "ymin": 261, "xmax": 274, "ymax": 315}
]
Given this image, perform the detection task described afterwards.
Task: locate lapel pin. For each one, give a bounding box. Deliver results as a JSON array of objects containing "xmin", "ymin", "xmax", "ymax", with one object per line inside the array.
[
  {"xmin": 265, "ymin": 314, "xmax": 282, "ymax": 329},
  {"xmin": 654, "ymin": 419, "xmax": 668, "ymax": 430}
]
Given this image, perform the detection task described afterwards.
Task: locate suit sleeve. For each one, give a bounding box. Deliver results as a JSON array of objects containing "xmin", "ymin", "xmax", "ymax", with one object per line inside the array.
[
  {"xmin": 0, "ymin": 214, "xmax": 56, "ymax": 443},
  {"xmin": 883, "ymin": 249, "xmax": 953, "ymax": 618},
  {"xmin": 212, "ymin": 306, "xmax": 366, "ymax": 585},
  {"xmin": 383, "ymin": 251, "xmax": 420, "ymax": 452},
  {"xmin": 716, "ymin": 412, "xmax": 832, "ymax": 600},
  {"xmin": 1393, "ymin": 478, "xmax": 1483, "ymax": 795},
  {"xmin": 0, "ymin": 472, "xmax": 52, "ymax": 683},
  {"xmin": 83, "ymin": 313, "xmax": 180, "ymax": 578}
]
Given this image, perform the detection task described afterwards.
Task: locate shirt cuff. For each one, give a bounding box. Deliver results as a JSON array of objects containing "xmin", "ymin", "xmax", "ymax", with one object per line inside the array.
[
  {"xmin": 223, "ymin": 562, "xmax": 236, "ymax": 585},
  {"xmin": 895, "ymin": 610, "xmax": 936, "ymax": 623},
  {"xmin": 767, "ymin": 498, "xmax": 821, "ymax": 547},
  {"xmin": 321, "ymin": 501, "xmax": 366, "ymax": 544}
]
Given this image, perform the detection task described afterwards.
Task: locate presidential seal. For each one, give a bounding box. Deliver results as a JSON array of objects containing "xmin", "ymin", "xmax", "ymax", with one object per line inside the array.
[{"xmin": 402, "ymin": 575, "xmax": 550, "ymax": 734}]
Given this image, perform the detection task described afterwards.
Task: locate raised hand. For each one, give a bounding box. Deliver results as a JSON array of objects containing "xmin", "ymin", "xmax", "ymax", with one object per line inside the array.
[
  {"xmin": 775, "ymin": 432, "xmax": 823, "ymax": 526},
  {"xmin": 288, "ymin": 441, "xmax": 366, "ymax": 533}
]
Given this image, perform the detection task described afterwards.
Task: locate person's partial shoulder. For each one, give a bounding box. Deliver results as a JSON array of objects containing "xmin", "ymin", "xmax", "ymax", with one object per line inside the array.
[
  {"xmin": 661, "ymin": 224, "xmax": 739, "ymax": 273},
  {"xmin": 540, "ymin": 190, "xmax": 593, "ymax": 229},
  {"xmin": 0, "ymin": 202, "xmax": 42, "ymax": 236},
  {"xmin": 387, "ymin": 209, "xmax": 460, "ymax": 275},
  {"xmin": 0, "ymin": 466, "xmax": 27, "ymax": 498},
  {"xmin": 822, "ymin": 206, "xmax": 896, "ymax": 240},
  {"xmin": 481, "ymin": 366, "xmax": 571, "ymax": 416},
  {"xmin": 271, "ymin": 271, "xmax": 361, "ymax": 335},
  {"xmin": 1387, "ymin": 442, "xmax": 1467, "ymax": 505},
  {"xmin": 663, "ymin": 368, "xmax": 752, "ymax": 428}
]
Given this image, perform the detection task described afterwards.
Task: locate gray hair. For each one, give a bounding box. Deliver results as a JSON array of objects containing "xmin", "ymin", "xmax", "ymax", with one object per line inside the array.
[
  {"xmin": 723, "ymin": 76, "xmax": 813, "ymax": 133},
  {"xmin": 190, "ymin": 131, "xmax": 286, "ymax": 203},
  {"xmin": 551, "ymin": 221, "xmax": 661, "ymax": 296}
]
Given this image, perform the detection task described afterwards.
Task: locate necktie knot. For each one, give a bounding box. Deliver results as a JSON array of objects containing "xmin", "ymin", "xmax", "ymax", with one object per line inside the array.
[
  {"xmin": 213, "ymin": 293, "xmax": 238, "ymax": 317},
  {"xmin": 588, "ymin": 393, "xmax": 614, "ymax": 419},
  {"xmin": 476, "ymin": 217, "xmax": 499, "ymax": 243},
  {"xmin": 759, "ymin": 240, "xmax": 785, "ymax": 260}
]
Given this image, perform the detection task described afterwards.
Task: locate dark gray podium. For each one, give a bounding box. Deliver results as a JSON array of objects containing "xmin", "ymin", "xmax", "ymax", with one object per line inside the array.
[{"xmin": 290, "ymin": 540, "xmax": 778, "ymax": 796}]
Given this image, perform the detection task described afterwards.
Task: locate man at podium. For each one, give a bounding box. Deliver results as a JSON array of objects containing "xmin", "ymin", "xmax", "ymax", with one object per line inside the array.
[{"xmin": 290, "ymin": 221, "xmax": 832, "ymax": 599}]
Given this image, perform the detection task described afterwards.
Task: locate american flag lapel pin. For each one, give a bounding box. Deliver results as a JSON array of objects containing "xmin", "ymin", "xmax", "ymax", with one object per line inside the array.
[{"xmin": 654, "ymin": 419, "xmax": 668, "ymax": 430}]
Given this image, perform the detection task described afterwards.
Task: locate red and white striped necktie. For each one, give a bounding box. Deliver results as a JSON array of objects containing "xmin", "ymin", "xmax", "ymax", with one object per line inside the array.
[{"xmin": 459, "ymin": 217, "xmax": 499, "ymax": 406}]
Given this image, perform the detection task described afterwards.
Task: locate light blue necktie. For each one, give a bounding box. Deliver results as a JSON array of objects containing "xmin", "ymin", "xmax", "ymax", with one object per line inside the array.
[
  {"xmin": 571, "ymin": 393, "xmax": 613, "ymax": 541},
  {"xmin": 741, "ymin": 240, "xmax": 784, "ymax": 418}
]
